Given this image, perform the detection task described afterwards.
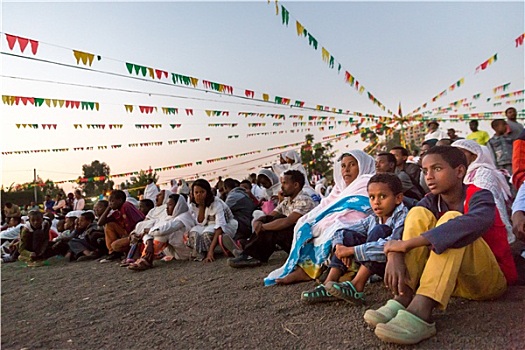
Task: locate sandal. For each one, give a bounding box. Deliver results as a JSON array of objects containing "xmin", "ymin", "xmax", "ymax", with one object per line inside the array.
[
  {"xmin": 127, "ymin": 258, "xmax": 153, "ymax": 271},
  {"xmin": 300, "ymin": 284, "xmax": 339, "ymax": 304},
  {"xmin": 120, "ymin": 258, "xmax": 135, "ymax": 267},
  {"xmin": 324, "ymin": 281, "xmax": 365, "ymax": 305}
]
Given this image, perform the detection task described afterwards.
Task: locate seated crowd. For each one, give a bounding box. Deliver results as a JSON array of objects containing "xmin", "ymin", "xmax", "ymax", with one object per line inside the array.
[{"xmin": 2, "ymin": 112, "xmax": 525, "ymax": 345}]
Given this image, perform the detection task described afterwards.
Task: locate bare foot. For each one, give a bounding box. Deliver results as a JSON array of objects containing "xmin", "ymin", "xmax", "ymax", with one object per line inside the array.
[{"xmin": 275, "ymin": 267, "xmax": 312, "ymax": 285}]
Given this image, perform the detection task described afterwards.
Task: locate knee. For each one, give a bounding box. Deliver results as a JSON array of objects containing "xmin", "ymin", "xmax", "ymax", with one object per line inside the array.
[{"xmin": 437, "ymin": 211, "xmax": 462, "ymax": 225}]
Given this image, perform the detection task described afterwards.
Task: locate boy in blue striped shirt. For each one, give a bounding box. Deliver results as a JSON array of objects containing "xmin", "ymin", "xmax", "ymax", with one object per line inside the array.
[{"xmin": 301, "ymin": 173, "xmax": 408, "ymax": 304}]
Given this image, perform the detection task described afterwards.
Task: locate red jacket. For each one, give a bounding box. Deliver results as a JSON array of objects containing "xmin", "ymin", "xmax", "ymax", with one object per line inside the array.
[{"xmin": 465, "ymin": 185, "xmax": 517, "ymax": 285}]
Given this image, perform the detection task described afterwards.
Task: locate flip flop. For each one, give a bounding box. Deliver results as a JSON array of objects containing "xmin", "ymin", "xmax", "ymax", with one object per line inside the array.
[{"xmin": 127, "ymin": 258, "xmax": 153, "ymax": 271}]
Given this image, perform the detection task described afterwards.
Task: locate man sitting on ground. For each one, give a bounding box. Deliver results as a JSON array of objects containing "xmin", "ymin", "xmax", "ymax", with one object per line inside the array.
[{"xmin": 228, "ymin": 170, "xmax": 316, "ymax": 268}]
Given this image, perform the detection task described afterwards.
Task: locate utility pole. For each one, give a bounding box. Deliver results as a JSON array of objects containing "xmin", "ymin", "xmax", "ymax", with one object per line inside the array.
[{"xmin": 33, "ymin": 169, "xmax": 38, "ymax": 203}]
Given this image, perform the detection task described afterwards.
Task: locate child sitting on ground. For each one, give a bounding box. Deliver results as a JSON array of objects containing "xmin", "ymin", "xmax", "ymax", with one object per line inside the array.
[
  {"xmin": 301, "ymin": 173, "xmax": 407, "ymax": 304},
  {"xmin": 368, "ymin": 146, "xmax": 517, "ymax": 345},
  {"xmin": 18, "ymin": 210, "xmax": 58, "ymax": 266}
]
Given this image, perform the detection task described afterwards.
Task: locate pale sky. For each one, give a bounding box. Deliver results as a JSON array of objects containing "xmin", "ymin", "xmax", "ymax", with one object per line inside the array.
[{"xmin": 1, "ymin": 1, "xmax": 524, "ymax": 191}]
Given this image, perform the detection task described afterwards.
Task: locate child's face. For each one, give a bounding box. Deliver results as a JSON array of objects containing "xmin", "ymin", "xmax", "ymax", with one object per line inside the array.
[
  {"xmin": 193, "ymin": 186, "xmax": 208, "ymax": 205},
  {"xmin": 29, "ymin": 215, "xmax": 43, "ymax": 229},
  {"xmin": 77, "ymin": 216, "xmax": 91, "ymax": 231},
  {"xmin": 109, "ymin": 196, "xmax": 123, "ymax": 210},
  {"xmin": 64, "ymin": 217, "xmax": 76, "ymax": 230},
  {"xmin": 93, "ymin": 202, "xmax": 107, "ymax": 217},
  {"xmin": 166, "ymin": 198, "xmax": 176, "ymax": 216},
  {"xmin": 493, "ymin": 122, "xmax": 507, "ymax": 135},
  {"xmin": 422, "ymin": 154, "xmax": 464, "ymax": 195},
  {"xmin": 368, "ymin": 182, "xmax": 402, "ymax": 219},
  {"xmin": 138, "ymin": 201, "xmax": 151, "ymax": 216}
]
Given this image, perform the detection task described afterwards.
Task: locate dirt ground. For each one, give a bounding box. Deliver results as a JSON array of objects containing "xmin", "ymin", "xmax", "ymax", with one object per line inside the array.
[{"xmin": 2, "ymin": 247, "xmax": 525, "ymax": 350}]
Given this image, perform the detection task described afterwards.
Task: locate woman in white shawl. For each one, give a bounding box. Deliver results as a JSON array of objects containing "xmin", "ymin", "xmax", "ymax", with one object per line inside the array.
[
  {"xmin": 177, "ymin": 179, "xmax": 190, "ymax": 198},
  {"xmin": 121, "ymin": 189, "xmax": 172, "ymax": 265},
  {"xmin": 128, "ymin": 193, "xmax": 195, "ymax": 270},
  {"xmin": 452, "ymin": 139, "xmax": 515, "ymax": 243},
  {"xmin": 266, "ymin": 150, "xmax": 376, "ymax": 285}
]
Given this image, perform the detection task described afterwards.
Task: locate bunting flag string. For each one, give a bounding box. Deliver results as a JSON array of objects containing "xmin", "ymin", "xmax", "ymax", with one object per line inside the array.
[
  {"xmin": 492, "ymin": 89, "xmax": 525, "ymax": 100},
  {"xmin": 73, "ymin": 50, "xmax": 101, "ymax": 66},
  {"xmin": 2, "ymin": 32, "xmax": 392, "ymax": 120},
  {"xmin": 515, "ymin": 33, "xmax": 525, "ymax": 47},
  {"xmin": 247, "ymin": 123, "xmax": 266, "ymax": 127},
  {"xmin": 493, "ymin": 82, "xmax": 511, "ymax": 94},
  {"xmin": 2, "ymin": 95, "xmax": 99, "ymax": 110},
  {"xmin": 269, "ymin": 2, "xmax": 393, "ymax": 115},
  {"xmin": 135, "ymin": 124, "xmax": 162, "ymax": 129},
  {"xmin": 475, "ymin": 53, "xmax": 498, "ymax": 73},
  {"xmin": 205, "ymin": 110, "xmax": 229, "ymax": 117},
  {"xmin": 208, "ymin": 123, "xmax": 238, "ymax": 128},
  {"xmin": 4, "ymin": 33, "xmax": 39, "ymax": 55}
]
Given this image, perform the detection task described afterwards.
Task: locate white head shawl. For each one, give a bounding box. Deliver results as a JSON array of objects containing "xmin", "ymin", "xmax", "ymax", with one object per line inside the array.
[
  {"xmin": 143, "ymin": 182, "xmax": 160, "ymax": 202},
  {"xmin": 284, "ymin": 150, "xmax": 302, "ymax": 164},
  {"xmin": 452, "ymin": 139, "xmax": 511, "ymax": 201},
  {"xmin": 314, "ymin": 183, "xmax": 326, "ymax": 198},
  {"xmin": 177, "ymin": 179, "xmax": 190, "ymax": 195},
  {"xmin": 170, "ymin": 179, "xmax": 179, "ymax": 194},
  {"xmin": 168, "ymin": 193, "xmax": 195, "ymax": 231},
  {"xmin": 146, "ymin": 189, "xmax": 173, "ymax": 220},
  {"xmin": 258, "ymin": 168, "xmax": 281, "ymax": 198}
]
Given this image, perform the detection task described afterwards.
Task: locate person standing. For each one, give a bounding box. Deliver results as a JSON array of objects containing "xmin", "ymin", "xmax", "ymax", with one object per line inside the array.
[
  {"xmin": 466, "ymin": 120, "xmax": 489, "ymax": 145},
  {"xmin": 505, "ymin": 107, "xmax": 523, "ymax": 140},
  {"xmin": 73, "ymin": 190, "xmax": 85, "ymax": 210},
  {"xmin": 447, "ymin": 128, "xmax": 463, "ymax": 142},
  {"xmin": 424, "ymin": 121, "xmax": 446, "ymax": 141}
]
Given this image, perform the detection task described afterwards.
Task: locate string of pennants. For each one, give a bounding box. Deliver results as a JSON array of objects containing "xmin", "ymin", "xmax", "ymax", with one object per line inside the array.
[
  {"xmin": 411, "ymin": 32, "xmax": 523, "ymax": 116},
  {"xmin": 272, "ymin": 2, "xmax": 394, "ymax": 115},
  {"xmin": 2, "ymin": 95, "xmax": 99, "ymax": 110},
  {"xmin": 2, "ymin": 32, "xmax": 391, "ymax": 120},
  {"xmin": 414, "ymin": 84, "xmax": 521, "ymax": 117},
  {"xmin": 493, "ymin": 99, "xmax": 524, "ymax": 107}
]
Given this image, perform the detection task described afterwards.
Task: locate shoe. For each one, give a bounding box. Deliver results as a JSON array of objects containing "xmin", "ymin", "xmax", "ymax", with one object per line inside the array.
[
  {"xmin": 301, "ymin": 284, "xmax": 338, "ymax": 304},
  {"xmin": 325, "ymin": 281, "xmax": 365, "ymax": 305},
  {"xmin": 228, "ymin": 254, "xmax": 261, "ymax": 268},
  {"xmin": 99, "ymin": 252, "xmax": 122, "ymax": 263},
  {"xmin": 375, "ymin": 310, "xmax": 436, "ymax": 345},
  {"xmin": 221, "ymin": 235, "xmax": 241, "ymax": 258},
  {"xmin": 363, "ymin": 299, "xmax": 406, "ymax": 329}
]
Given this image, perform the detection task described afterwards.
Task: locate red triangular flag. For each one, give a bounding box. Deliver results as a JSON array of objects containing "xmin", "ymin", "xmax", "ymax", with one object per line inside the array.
[
  {"xmin": 18, "ymin": 37, "xmax": 29, "ymax": 53},
  {"xmin": 29, "ymin": 40, "xmax": 38, "ymax": 55},
  {"xmin": 5, "ymin": 34, "xmax": 17, "ymax": 50}
]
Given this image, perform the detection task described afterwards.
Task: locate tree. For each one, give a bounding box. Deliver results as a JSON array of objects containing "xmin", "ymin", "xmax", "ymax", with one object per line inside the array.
[
  {"xmin": 300, "ymin": 134, "xmax": 335, "ymax": 183},
  {"xmin": 80, "ymin": 160, "xmax": 113, "ymax": 197},
  {"xmin": 123, "ymin": 170, "xmax": 159, "ymax": 198}
]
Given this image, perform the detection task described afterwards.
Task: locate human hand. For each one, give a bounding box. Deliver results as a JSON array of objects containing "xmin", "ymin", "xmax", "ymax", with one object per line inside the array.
[
  {"xmin": 253, "ymin": 221, "xmax": 263, "ymax": 235},
  {"xmin": 512, "ymin": 211, "xmax": 525, "ymax": 242},
  {"xmin": 341, "ymin": 257, "xmax": 353, "ymax": 268},
  {"xmin": 384, "ymin": 252, "xmax": 410, "ymax": 296},
  {"xmin": 335, "ymin": 244, "xmax": 353, "ymax": 260},
  {"xmin": 204, "ymin": 251, "xmax": 215, "ymax": 263}
]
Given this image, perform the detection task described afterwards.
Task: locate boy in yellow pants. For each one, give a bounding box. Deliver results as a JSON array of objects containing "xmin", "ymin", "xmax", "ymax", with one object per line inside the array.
[{"xmin": 366, "ymin": 146, "xmax": 517, "ymax": 345}]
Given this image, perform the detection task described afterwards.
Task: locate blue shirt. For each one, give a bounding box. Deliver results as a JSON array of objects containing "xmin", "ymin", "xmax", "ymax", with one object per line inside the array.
[{"xmin": 332, "ymin": 203, "xmax": 408, "ymax": 263}]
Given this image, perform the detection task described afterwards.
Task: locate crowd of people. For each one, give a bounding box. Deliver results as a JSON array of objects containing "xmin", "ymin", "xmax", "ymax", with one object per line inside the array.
[{"xmin": 1, "ymin": 106, "xmax": 524, "ymax": 345}]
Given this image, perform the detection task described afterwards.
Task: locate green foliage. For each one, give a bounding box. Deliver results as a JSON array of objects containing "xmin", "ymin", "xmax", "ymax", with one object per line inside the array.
[
  {"xmin": 300, "ymin": 134, "xmax": 335, "ymax": 183},
  {"xmin": 80, "ymin": 160, "xmax": 113, "ymax": 197}
]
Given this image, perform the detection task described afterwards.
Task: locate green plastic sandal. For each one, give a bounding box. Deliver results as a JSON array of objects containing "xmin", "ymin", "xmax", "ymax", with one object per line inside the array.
[
  {"xmin": 325, "ymin": 281, "xmax": 365, "ymax": 305},
  {"xmin": 300, "ymin": 284, "xmax": 339, "ymax": 304}
]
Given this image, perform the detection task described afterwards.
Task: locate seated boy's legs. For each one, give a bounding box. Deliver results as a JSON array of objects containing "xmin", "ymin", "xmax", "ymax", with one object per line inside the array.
[
  {"xmin": 372, "ymin": 207, "xmax": 507, "ymax": 342},
  {"xmin": 104, "ymin": 222, "xmax": 128, "ymax": 254}
]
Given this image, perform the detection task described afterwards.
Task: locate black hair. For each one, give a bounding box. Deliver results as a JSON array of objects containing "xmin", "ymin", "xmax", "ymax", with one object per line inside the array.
[
  {"xmin": 283, "ymin": 170, "xmax": 305, "ymax": 188},
  {"xmin": 191, "ymin": 179, "xmax": 215, "ymax": 207},
  {"xmin": 81, "ymin": 211, "xmax": 95, "ymax": 222},
  {"xmin": 423, "ymin": 146, "xmax": 467, "ymax": 169},
  {"xmin": 427, "ymin": 120, "xmax": 439, "ymax": 127},
  {"xmin": 139, "ymin": 199, "xmax": 154, "ymax": 211},
  {"xmin": 223, "ymin": 178, "xmax": 240, "ymax": 190},
  {"xmin": 368, "ymin": 173, "xmax": 403, "ymax": 195},
  {"xmin": 436, "ymin": 138, "xmax": 452, "ymax": 146},
  {"xmin": 110, "ymin": 190, "xmax": 126, "ymax": 202},
  {"xmin": 469, "ymin": 119, "xmax": 479, "ymax": 125},
  {"xmin": 377, "ymin": 152, "xmax": 397, "ymax": 166},
  {"xmin": 390, "ymin": 146, "xmax": 409, "ymax": 157},
  {"xmin": 97, "ymin": 200, "xmax": 109, "ymax": 208},
  {"xmin": 10, "ymin": 216, "xmax": 22, "ymax": 225},
  {"xmin": 422, "ymin": 139, "xmax": 438, "ymax": 147},
  {"xmin": 28, "ymin": 210, "xmax": 43, "ymax": 219},
  {"xmin": 240, "ymin": 179, "xmax": 252, "ymax": 188},
  {"xmin": 74, "ymin": 189, "xmax": 82, "ymax": 195},
  {"xmin": 168, "ymin": 193, "xmax": 181, "ymax": 203},
  {"xmin": 491, "ymin": 119, "xmax": 506, "ymax": 128},
  {"xmin": 505, "ymin": 107, "xmax": 517, "ymax": 114}
]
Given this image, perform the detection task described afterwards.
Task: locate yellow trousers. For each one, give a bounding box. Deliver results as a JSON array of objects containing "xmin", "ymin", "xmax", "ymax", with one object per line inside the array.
[{"xmin": 403, "ymin": 207, "xmax": 507, "ymax": 309}]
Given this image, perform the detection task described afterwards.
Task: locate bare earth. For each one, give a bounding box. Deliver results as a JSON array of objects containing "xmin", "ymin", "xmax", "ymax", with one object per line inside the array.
[{"xmin": 2, "ymin": 248, "xmax": 525, "ymax": 350}]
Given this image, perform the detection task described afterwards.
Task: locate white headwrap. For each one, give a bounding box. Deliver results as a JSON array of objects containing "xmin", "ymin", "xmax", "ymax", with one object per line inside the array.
[
  {"xmin": 177, "ymin": 179, "xmax": 190, "ymax": 195},
  {"xmin": 146, "ymin": 189, "xmax": 172, "ymax": 221},
  {"xmin": 452, "ymin": 139, "xmax": 514, "ymax": 243},
  {"xmin": 167, "ymin": 193, "xmax": 195, "ymax": 231},
  {"xmin": 143, "ymin": 182, "xmax": 160, "ymax": 202},
  {"xmin": 258, "ymin": 168, "xmax": 281, "ymax": 198},
  {"xmin": 284, "ymin": 150, "xmax": 302, "ymax": 164}
]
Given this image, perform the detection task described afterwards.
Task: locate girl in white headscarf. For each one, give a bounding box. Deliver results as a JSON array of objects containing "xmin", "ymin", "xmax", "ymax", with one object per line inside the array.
[
  {"xmin": 257, "ymin": 169, "xmax": 281, "ymax": 200},
  {"xmin": 177, "ymin": 179, "xmax": 190, "ymax": 198},
  {"xmin": 452, "ymin": 139, "xmax": 515, "ymax": 243},
  {"xmin": 265, "ymin": 149, "xmax": 376, "ymax": 285},
  {"xmin": 128, "ymin": 193, "xmax": 196, "ymax": 270}
]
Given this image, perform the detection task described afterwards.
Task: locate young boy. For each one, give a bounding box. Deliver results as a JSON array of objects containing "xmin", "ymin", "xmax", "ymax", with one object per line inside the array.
[
  {"xmin": 487, "ymin": 119, "xmax": 513, "ymax": 175},
  {"xmin": 98, "ymin": 190, "xmax": 145, "ymax": 262},
  {"xmin": 301, "ymin": 173, "xmax": 407, "ymax": 304},
  {"xmin": 68, "ymin": 211, "xmax": 104, "ymax": 261},
  {"xmin": 18, "ymin": 210, "xmax": 57, "ymax": 266},
  {"xmin": 368, "ymin": 146, "xmax": 517, "ymax": 345}
]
